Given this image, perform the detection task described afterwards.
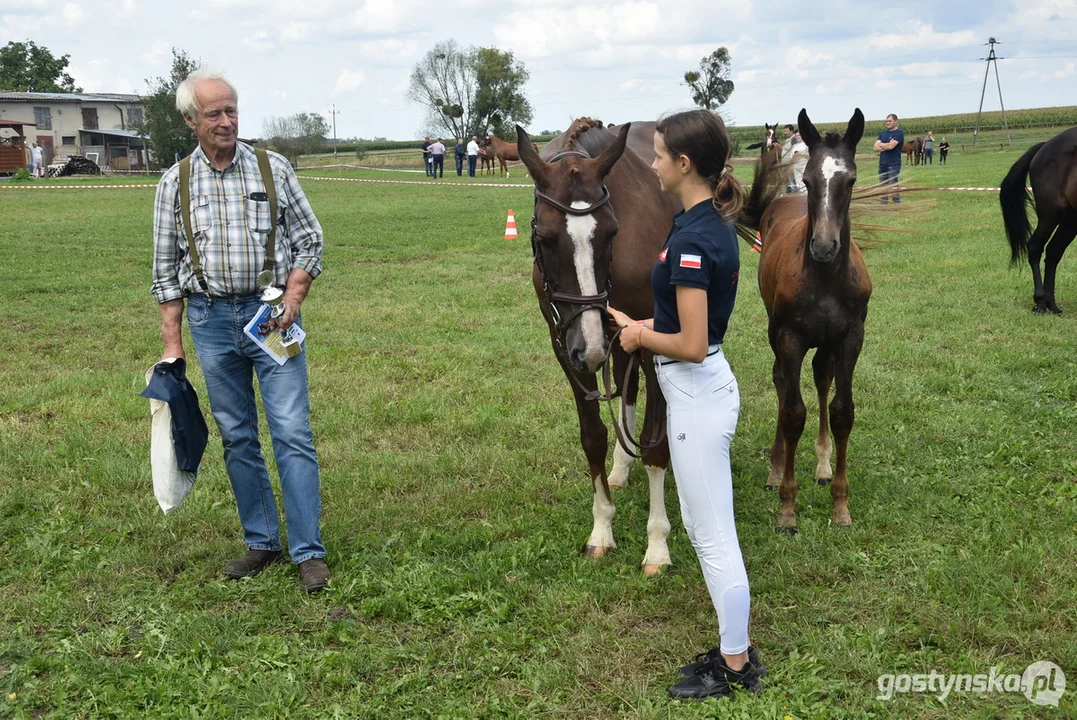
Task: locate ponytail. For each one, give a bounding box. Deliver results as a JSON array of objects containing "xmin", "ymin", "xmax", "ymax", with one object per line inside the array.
[{"xmin": 711, "ymin": 164, "xmax": 745, "ymax": 221}]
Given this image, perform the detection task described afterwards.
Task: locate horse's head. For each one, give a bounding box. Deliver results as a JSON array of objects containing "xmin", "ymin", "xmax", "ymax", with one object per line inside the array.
[
  {"xmin": 517, "ymin": 122, "xmax": 630, "ymax": 373},
  {"xmin": 798, "ymin": 107, "xmax": 864, "ymax": 263}
]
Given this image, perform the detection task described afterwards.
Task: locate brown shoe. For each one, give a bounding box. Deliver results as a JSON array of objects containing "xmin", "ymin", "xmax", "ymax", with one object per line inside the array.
[
  {"xmin": 223, "ymin": 549, "xmax": 284, "ymax": 579},
  {"xmin": 298, "ymin": 558, "xmax": 330, "ymax": 594}
]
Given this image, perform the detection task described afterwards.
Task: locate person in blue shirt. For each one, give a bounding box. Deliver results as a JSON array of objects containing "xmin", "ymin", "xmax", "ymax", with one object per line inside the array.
[
  {"xmin": 608, "ymin": 109, "xmax": 765, "ymax": 701},
  {"xmin": 873, "ymin": 113, "xmax": 904, "ymax": 203}
]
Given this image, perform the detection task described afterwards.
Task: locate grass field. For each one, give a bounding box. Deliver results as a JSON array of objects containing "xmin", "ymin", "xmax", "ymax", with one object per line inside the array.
[{"xmin": 1, "ymin": 137, "xmax": 1076, "ymax": 718}]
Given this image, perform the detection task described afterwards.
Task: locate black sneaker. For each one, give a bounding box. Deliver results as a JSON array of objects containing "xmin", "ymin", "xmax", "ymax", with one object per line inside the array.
[
  {"xmin": 677, "ymin": 645, "xmax": 766, "ymax": 678},
  {"xmin": 668, "ymin": 655, "xmax": 764, "ymax": 701},
  {"xmin": 222, "ymin": 549, "xmax": 284, "ymax": 579}
]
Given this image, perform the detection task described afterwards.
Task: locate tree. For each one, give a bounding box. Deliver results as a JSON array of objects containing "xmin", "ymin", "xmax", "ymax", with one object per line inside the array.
[
  {"xmin": 683, "ymin": 47, "xmax": 735, "ymax": 112},
  {"xmin": 407, "ymin": 41, "xmax": 532, "ymax": 140},
  {"xmin": 262, "ymin": 113, "xmax": 329, "ymax": 167},
  {"xmin": 137, "ymin": 48, "xmax": 200, "ymax": 168},
  {"xmin": 472, "ymin": 47, "xmax": 532, "ymax": 139},
  {"xmin": 0, "ymin": 41, "xmax": 81, "ymax": 92}
]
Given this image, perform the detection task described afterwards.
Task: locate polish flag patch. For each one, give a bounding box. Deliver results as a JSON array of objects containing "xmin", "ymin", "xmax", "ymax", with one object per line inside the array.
[
  {"xmin": 659, "ymin": 248, "xmax": 668, "ymax": 262},
  {"xmin": 679, "ymin": 254, "xmax": 702, "ymax": 269}
]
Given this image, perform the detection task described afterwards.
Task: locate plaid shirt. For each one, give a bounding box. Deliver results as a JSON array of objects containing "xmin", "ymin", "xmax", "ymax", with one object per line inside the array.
[{"xmin": 151, "ymin": 143, "xmax": 323, "ymax": 303}]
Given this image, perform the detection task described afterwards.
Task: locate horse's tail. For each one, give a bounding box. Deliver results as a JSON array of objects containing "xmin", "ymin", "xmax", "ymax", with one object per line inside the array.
[
  {"xmin": 1000, "ymin": 141, "xmax": 1044, "ymax": 266},
  {"xmin": 738, "ymin": 153, "xmax": 785, "ymax": 244}
]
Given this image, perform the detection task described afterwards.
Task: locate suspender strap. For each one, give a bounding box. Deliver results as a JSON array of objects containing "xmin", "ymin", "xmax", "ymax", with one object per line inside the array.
[
  {"xmin": 178, "ymin": 155, "xmax": 208, "ymax": 292},
  {"xmin": 254, "ymin": 148, "xmax": 277, "ymax": 280},
  {"xmin": 178, "ymin": 147, "xmax": 278, "ymax": 295}
]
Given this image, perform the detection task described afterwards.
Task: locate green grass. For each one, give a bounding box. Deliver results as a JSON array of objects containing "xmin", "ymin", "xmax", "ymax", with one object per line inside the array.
[{"xmin": 0, "ymin": 145, "xmax": 1075, "ymax": 718}]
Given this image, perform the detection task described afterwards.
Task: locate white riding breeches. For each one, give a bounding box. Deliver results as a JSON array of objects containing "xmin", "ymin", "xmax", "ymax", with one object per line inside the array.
[{"xmin": 656, "ymin": 345, "xmax": 751, "ymax": 655}]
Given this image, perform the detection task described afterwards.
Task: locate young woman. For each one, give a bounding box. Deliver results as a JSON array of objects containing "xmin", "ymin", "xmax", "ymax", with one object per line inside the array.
[{"xmin": 608, "ymin": 109, "xmax": 764, "ymax": 701}]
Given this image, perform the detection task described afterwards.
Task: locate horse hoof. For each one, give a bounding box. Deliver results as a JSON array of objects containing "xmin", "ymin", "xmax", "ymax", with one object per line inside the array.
[
  {"xmin": 642, "ymin": 563, "xmax": 665, "ymax": 577},
  {"xmin": 583, "ymin": 545, "xmax": 610, "ymax": 559},
  {"xmin": 1049, "ymin": 305, "xmax": 1063, "ymax": 316},
  {"xmin": 778, "ymin": 525, "xmax": 798, "ymax": 535},
  {"xmin": 1032, "ymin": 304, "xmax": 1047, "ymax": 314},
  {"xmin": 816, "ymin": 477, "xmax": 833, "ymax": 486},
  {"xmin": 764, "ymin": 481, "xmax": 779, "ymax": 491},
  {"xmin": 607, "ymin": 479, "xmax": 628, "ymax": 491}
]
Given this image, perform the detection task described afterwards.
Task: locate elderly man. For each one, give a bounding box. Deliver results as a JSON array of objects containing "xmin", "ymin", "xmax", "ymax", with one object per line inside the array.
[{"xmin": 151, "ymin": 68, "xmax": 329, "ymax": 593}]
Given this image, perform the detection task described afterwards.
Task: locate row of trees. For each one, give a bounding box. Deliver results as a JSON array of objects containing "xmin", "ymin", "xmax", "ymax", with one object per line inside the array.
[{"xmin": 2, "ymin": 39, "xmax": 737, "ymax": 165}]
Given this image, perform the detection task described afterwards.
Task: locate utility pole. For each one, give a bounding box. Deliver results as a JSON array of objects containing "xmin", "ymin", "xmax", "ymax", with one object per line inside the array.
[
  {"xmin": 327, "ymin": 103, "xmax": 340, "ymax": 161},
  {"xmin": 973, "ymin": 38, "xmax": 1011, "ymax": 146}
]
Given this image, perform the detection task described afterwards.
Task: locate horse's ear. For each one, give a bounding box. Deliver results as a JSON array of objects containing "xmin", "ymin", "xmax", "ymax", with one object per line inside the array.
[
  {"xmin": 592, "ymin": 122, "xmax": 630, "ymax": 179},
  {"xmin": 516, "ymin": 125, "xmax": 547, "ymax": 186},
  {"xmin": 798, "ymin": 108, "xmax": 820, "ymax": 149},
  {"xmin": 845, "ymin": 108, "xmax": 865, "ymax": 149}
]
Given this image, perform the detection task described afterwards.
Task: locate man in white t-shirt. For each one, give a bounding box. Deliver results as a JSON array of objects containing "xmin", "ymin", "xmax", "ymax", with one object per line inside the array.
[
  {"xmin": 30, "ymin": 142, "xmax": 44, "ymax": 177},
  {"xmin": 466, "ymin": 136, "xmax": 479, "ymax": 177}
]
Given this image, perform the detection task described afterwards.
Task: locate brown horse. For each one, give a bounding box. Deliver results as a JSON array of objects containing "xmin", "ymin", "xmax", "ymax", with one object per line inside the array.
[
  {"xmin": 1000, "ymin": 127, "xmax": 1077, "ymax": 314},
  {"xmin": 745, "ymin": 107, "xmax": 872, "ymax": 533},
  {"xmin": 516, "ymin": 118, "xmax": 679, "ymax": 573},
  {"xmin": 477, "ymin": 139, "xmax": 496, "ymax": 175},
  {"xmin": 903, "ymin": 136, "xmax": 924, "ymax": 165},
  {"xmin": 487, "ymin": 135, "xmax": 520, "ymax": 177}
]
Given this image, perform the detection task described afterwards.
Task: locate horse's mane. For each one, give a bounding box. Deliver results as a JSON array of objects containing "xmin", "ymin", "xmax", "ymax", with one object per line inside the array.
[{"xmin": 563, "ymin": 117, "xmax": 616, "ymax": 158}]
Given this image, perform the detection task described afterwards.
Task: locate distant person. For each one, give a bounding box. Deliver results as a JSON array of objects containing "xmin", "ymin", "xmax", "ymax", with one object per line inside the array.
[
  {"xmin": 466, "ymin": 136, "xmax": 479, "ymax": 177},
  {"xmin": 922, "ymin": 131, "xmax": 935, "ymax": 165},
  {"xmin": 938, "ymin": 136, "xmax": 950, "ymax": 165},
  {"xmin": 421, "ymin": 136, "xmax": 432, "ymax": 176},
  {"xmin": 873, "ymin": 113, "xmax": 904, "ymax": 203},
  {"xmin": 30, "ymin": 141, "xmax": 44, "ymax": 177},
  {"xmin": 780, "ymin": 126, "xmax": 809, "ymax": 194},
  {"xmin": 454, "ymin": 138, "xmax": 466, "ymax": 176},
  {"xmin": 429, "ymin": 138, "xmax": 446, "ymax": 179}
]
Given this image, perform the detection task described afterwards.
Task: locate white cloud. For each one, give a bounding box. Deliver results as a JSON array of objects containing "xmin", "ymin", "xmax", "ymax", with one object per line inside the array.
[
  {"xmin": 869, "ymin": 20, "xmax": 978, "ymax": 50},
  {"xmin": 241, "ymin": 30, "xmax": 275, "ymax": 52},
  {"xmin": 333, "ymin": 69, "xmax": 367, "ymax": 94},
  {"xmin": 142, "ymin": 38, "xmax": 170, "ymax": 64},
  {"xmin": 62, "ymin": 2, "xmax": 88, "ymax": 25}
]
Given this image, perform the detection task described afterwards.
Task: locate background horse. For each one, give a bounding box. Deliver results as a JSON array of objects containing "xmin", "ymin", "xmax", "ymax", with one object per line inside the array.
[
  {"xmin": 477, "ymin": 140, "xmax": 496, "ymax": 175},
  {"xmin": 516, "ymin": 118, "xmax": 680, "ymax": 573},
  {"xmin": 1000, "ymin": 127, "xmax": 1077, "ymax": 314},
  {"xmin": 487, "ymin": 135, "xmax": 520, "ymax": 177},
  {"xmin": 744, "ymin": 107, "xmax": 872, "ymax": 533},
  {"xmin": 903, "ymin": 136, "xmax": 924, "ymax": 166}
]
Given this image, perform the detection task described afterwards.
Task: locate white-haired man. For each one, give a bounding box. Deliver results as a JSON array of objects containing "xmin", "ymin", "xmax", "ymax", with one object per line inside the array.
[{"xmin": 151, "ymin": 69, "xmax": 329, "ymax": 593}]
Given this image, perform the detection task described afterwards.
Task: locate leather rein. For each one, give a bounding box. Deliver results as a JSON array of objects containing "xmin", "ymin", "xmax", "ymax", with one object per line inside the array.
[{"xmin": 531, "ymin": 150, "xmax": 665, "ymax": 458}]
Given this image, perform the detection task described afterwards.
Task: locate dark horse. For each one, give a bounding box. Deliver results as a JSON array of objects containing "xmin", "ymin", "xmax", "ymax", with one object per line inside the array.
[
  {"xmin": 1000, "ymin": 127, "xmax": 1077, "ymax": 314},
  {"xmin": 903, "ymin": 136, "xmax": 924, "ymax": 166},
  {"xmin": 516, "ymin": 118, "xmax": 680, "ymax": 573},
  {"xmin": 745, "ymin": 108, "xmax": 872, "ymax": 533}
]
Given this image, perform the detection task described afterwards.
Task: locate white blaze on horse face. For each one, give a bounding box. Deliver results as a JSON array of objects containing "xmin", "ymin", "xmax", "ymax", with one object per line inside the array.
[
  {"xmin": 565, "ymin": 201, "xmax": 605, "ymax": 362},
  {"xmin": 821, "ymin": 155, "xmax": 848, "ymax": 213}
]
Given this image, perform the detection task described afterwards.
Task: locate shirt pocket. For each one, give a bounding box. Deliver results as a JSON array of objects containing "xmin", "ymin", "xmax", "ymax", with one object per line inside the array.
[
  {"xmin": 245, "ymin": 197, "xmax": 273, "ymax": 236},
  {"xmin": 190, "ymin": 195, "xmax": 212, "ymax": 237}
]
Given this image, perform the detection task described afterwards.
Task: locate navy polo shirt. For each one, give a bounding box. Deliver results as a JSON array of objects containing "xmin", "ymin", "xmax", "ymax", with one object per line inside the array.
[
  {"xmin": 651, "ymin": 199, "xmax": 740, "ymax": 345},
  {"xmin": 878, "ymin": 128, "xmax": 904, "ymax": 166}
]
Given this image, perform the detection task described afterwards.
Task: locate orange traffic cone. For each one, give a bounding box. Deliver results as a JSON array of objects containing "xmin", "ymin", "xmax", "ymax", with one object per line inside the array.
[
  {"xmin": 504, "ymin": 209, "xmax": 518, "ymax": 240},
  {"xmin": 750, "ymin": 230, "xmax": 762, "ymax": 253}
]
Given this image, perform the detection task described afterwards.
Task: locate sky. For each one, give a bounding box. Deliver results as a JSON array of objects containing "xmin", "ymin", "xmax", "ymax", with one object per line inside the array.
[{"xmin": 2, "ymin": 0, "xmax": 1075, "ymax": 140}]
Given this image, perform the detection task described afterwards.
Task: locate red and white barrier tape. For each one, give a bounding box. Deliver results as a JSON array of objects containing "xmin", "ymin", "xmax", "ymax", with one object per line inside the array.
[{"xmin": 0, "ymin": 183, "xmax": 157, "ymax": 189}]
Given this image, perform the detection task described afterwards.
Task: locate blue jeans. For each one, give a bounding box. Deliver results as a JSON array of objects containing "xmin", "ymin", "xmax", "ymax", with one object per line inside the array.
[
  {"xmin": 186, "ymin": 293, "xmax": 325, "ymax": 564},
  {"xmin": 879, "ymin": 163, "xmax": 901, "ymax": 203},
  {"xmin": 467, "ymin": 155, "xmax": 477, "ymax": 176},
  {"xmin": 455, "ymin": 155, "xmax": 464, "ymax": 176}
]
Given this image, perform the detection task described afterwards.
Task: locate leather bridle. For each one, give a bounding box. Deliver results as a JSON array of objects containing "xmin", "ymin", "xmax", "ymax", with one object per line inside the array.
[{"xmin": 531, "ymin": 150, "xmax": 665, "ymax": 458}]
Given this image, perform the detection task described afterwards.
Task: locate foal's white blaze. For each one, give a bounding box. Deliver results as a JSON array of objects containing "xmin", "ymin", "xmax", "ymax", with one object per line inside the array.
[
  {"xmin": 565, "ymin": 201, "xmax": 605, "ymax": 362},
  {"xmin": 608, "ymin": 401, "xmax": 636, "ymax": 489},
  {"xmin": 820, "ymin": 156, "xmax": 848, "ymax": 212}
]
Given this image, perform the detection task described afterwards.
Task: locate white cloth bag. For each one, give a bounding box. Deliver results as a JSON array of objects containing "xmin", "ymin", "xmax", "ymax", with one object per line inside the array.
[{"xmin": 145, "ymin": 361, "xmax": 196, "ymax": 513}]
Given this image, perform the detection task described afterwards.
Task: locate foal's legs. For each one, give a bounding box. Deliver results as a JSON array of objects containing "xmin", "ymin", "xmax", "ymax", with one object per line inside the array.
[
  {"xmin": 570, "ymin": 375, "xmax": 617, "ymax": 558},
  {"xmin": 828, "ymin": 323, "xmax": 865, "ymax": 527},
  {"xmin": 639, "ymin": 361, "xmax": 671, "ymax": 576},
  {"xmin": 608, "ymin": 350, "xmax": 639, "ymax": 489},
  {"xmin": 766, "ymin": 357, "xmax": 785, "ymax": 489},
  {"xmin": 1041, "ymin": 216, "xmax": 1077, "ymax": 315},
  {"xmin": 775, "ymin": 333, "xmax": 808, "ymax": 532},
  {"xmin": 812, "ymin": 349, "xmax": 834, "ymax": 486}
]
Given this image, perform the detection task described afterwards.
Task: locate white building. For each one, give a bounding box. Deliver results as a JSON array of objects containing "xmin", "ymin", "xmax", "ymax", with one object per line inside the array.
[{"xmin": 0, "ymin": 91, "xmax": 149, "ymax": 170}]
